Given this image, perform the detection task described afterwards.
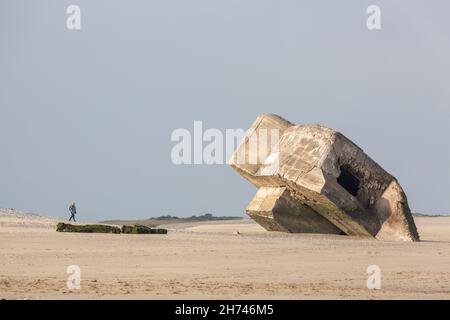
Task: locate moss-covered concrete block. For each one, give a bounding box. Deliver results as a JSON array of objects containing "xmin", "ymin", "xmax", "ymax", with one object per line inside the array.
[
  {"xmin": 121, "ymin": 224, "xmax": 168, "ymax": 234},
  {"xmin": 56, "ymin": 223, "xmax": 121, "ymax": 234}
]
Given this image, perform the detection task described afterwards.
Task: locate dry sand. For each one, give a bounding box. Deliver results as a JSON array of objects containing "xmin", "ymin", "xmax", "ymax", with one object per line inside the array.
[{"xmin": 1, "ymin": 210, "xmax": 450, "ymax": 300}]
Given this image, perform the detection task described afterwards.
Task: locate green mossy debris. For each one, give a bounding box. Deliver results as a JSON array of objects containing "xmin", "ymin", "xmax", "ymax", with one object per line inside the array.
[
  {"xmin": 121, "ymin": 224, "xmax": 168, "ymax": 234},
  {"xmin": 56, "ymin": 223, "xmax": 121, "ymax": 234},
  {"xmin": 56, "ymin": 223, "xmax": 167, "ymax": 235}
]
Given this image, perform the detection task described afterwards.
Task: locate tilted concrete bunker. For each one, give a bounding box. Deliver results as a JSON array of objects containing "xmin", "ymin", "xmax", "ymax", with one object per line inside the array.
[{"xmin": 229, "ymin": 114, "xmax": 419, "ymax": 241}]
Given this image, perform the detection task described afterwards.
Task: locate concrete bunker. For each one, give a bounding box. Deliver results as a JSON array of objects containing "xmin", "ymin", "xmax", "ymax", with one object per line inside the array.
[{"xmin": 229, "ymin": 114, "xmax": 420, "ymax": 242}]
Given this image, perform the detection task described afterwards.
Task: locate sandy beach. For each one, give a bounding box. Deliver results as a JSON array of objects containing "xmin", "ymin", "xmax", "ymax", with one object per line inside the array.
[{"xmin": 1, "ymin": 211, "xmax": 450, "ymax": 300}]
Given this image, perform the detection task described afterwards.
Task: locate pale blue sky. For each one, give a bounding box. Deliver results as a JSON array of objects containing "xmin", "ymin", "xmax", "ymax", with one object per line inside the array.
[{"xmin": 1, "ymin": 1, "xmax": 449, "ymax": 220}]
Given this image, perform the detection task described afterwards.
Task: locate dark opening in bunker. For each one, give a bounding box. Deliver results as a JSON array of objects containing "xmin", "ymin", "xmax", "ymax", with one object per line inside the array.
[{"xmin": 337, "ymin": 166, "xmax": 360, "ymax": 196}]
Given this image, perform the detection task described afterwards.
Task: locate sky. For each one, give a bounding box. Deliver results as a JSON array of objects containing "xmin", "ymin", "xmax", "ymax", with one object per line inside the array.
[{"xmin": 1, "ymin": 1, "xmax": 449, "ymax": 221}]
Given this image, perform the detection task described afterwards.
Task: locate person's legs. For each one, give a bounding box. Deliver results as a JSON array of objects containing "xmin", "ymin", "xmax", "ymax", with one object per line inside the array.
[{"xmin": 69, "ymin": 214, "xmax": 74, "ymax": 221}]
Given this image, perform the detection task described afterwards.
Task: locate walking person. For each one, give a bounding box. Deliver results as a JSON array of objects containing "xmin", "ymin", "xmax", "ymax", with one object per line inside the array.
[{"xmin": 69, "ymin": 202, "xmax": 77, "ymax": 222}]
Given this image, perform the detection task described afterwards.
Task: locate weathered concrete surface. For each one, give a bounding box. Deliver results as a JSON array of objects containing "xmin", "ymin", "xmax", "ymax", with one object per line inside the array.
[
  {"xmin": 246, "ymin": 186, "xmax": 344, "ymax": 234},
  {"xmin": 229, "ymin": 114, "xmax": 420, "ymax": 241}
]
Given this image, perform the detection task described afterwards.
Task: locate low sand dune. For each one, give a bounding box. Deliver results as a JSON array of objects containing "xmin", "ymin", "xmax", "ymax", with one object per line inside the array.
[
  {"xmin": 1, "ymin": 211, "xmax": 450, "ymax": 299},
  {"xmin": 0, "ymin": 208, "xmax": 60, "ymax": 230}
]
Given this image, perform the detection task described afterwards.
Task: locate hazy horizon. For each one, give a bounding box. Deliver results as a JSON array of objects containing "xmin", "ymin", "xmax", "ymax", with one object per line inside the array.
[{"xmin": 1, "ymin": 1, "xmax": 450, "ymax": 221}]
